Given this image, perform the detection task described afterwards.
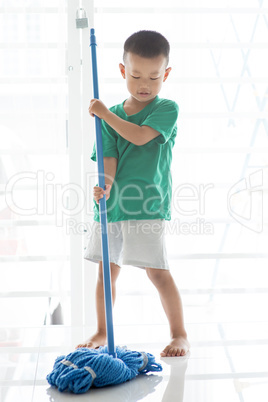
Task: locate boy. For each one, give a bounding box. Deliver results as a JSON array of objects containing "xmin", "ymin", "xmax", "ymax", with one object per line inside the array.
[{"xmin": 77, "ymin": 30, "xmax": 190, "ymax": 357}]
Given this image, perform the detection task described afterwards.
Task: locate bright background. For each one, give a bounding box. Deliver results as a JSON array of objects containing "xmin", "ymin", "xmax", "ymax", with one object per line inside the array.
[{"xmin": 0, "ymin": 0, "xmax": 268, "ymax": 341}]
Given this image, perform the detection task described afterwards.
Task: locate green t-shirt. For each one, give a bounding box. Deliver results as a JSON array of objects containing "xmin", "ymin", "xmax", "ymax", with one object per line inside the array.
[{"xmin": 91, "ymin": 95, "xmax": 179, "ymax": 222}]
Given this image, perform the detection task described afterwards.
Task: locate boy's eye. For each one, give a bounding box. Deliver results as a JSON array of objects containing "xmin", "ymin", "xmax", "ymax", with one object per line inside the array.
[
  {"xmin": 131, "ymin": 76, "xmax": 140, "ymax": 79},
  {"xmin": 150, "ymin": 77, "xmax": 160, "ymax": 80}
]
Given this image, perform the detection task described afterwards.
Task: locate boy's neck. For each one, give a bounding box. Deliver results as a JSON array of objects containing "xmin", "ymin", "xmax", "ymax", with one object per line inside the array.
[{"xmin": 123, "ymin": 95, "xmax": 157, "ymax": 116}]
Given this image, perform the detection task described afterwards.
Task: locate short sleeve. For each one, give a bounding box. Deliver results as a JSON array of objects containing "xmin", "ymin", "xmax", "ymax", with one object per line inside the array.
[
  {"xmin": 91, "ymin": 119, "xmax": 119, "ymax": 162},
  {"xmin": 141, "ymin": 100, "xmax": 179, "ymax": 144}
]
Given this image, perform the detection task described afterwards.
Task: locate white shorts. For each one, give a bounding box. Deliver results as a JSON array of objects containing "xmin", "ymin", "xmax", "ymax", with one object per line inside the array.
[{"xmin": 84, "ymin": 219, "xmax": 169, "ymax": 270}]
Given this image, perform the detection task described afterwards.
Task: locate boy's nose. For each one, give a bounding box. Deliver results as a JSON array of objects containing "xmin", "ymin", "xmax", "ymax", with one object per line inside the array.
[
  {"xmin": 139, "ymin": 86, "xmax": 149, "ymax": 92},
  {"xmin": 139, "ymin": 81, "xmax": 150, "ymax": 90},
  {"xmin": 139, "ymin": 77, "xmax": 149, "ymax": 86}
]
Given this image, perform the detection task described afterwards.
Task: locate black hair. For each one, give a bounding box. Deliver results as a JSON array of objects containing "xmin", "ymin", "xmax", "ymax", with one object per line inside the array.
[{"xmin": 123, "ymin": 30, "xmax": 170, "ymax": 64}]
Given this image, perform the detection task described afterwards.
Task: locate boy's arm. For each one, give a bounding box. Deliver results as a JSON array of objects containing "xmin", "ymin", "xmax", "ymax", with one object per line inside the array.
[
  {"xmin": 89, "ymin": 99, "xmax": 160, "ymax": 146},
  {"xmin": 104, "ymin": 156, "xmax": 117, "ymax": 187},
  {"xmin": 94, "ymin": 156, "xmax": 117, "ymax": 204}
]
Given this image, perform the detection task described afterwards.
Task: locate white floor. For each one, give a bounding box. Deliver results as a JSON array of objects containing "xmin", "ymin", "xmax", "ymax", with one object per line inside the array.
[{"xmin": 1, "ymin": 321, "xmax": 268, "ymax": 402}]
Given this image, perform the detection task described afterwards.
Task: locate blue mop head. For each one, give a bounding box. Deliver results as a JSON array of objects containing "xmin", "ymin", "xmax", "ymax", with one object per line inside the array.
[{"xmin": 46, "ymin": 346, "xmax": 162, "ymax": 394}]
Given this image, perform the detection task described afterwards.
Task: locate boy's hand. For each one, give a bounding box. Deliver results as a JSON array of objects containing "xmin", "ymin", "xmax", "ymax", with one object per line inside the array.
[
  {"xmin": 89, "ymin": 99, "xmax": 109, "ymax": 119},
  {"xmin": 93, "ymin": 184, "xmax": 111, "ymax": 204}
]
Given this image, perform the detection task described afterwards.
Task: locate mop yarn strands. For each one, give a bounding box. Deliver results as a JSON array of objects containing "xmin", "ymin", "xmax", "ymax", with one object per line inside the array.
[
  {"xmin": 46, "ymin": 28, "xmax": 163, "ymax": 394},
  {"xmin": 46, "ymin": 346, "xmax": 162, "ymax": 393}
]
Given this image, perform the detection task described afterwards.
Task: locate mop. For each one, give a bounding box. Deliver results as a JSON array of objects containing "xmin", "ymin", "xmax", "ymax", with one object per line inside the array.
[{"xmin": 46, "ymin": 28, "xmax": 162, "ymax": 394}]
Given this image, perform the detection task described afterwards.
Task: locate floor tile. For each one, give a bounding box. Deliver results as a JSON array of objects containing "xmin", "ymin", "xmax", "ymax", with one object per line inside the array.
[
  {"xmin": 0, "ymin": 386, "xmax": 35, "ymax": 402},
  {"xmin": 1, "ymin": 323, "xmax": 268, "ymax": 402}
]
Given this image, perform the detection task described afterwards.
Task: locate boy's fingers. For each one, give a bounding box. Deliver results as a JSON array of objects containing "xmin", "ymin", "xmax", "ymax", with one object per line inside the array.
[
  {"xmin": 94, "ymin": 195, "xmax": 103, "ymax": 205},
  {"xmin": 93, "ymin": 186, "xmax": 105, "ymax": 190},
  {"xmin": 93, "ymin": 185, "xmax": 111, "ymax": 204},
  {"xmin": 94, "ymin": 186, "xmax": 111, "ymax": 195},
  {"xmin": 93, "ymin": 188, "xmax": 104, "ymax": 194}
]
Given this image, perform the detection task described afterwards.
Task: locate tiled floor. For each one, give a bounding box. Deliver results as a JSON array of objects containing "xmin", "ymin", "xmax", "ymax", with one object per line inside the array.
[{"xmin": 1, "ymin": 322, "xmax": 268, "ymax": 402}]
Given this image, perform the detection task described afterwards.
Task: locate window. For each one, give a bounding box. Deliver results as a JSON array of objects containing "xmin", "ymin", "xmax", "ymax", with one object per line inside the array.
[{"xmin": 0, "ymin": 1, "xmax": 71, "ymax": 329}]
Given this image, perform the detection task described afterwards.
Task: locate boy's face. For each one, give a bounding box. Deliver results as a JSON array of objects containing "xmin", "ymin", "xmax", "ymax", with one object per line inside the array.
[{"xmin": 119, "ymin": 52, "xmax": 171, "ymax": 104}]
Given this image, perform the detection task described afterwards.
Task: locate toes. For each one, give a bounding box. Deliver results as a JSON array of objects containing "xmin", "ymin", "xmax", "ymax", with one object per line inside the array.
[
  {"xmin": 174, "ymin": 349, "xmax": 180, "ymax": 357},
  {"xmin": 161, "ymin": 344, "xmax": 188, "ymax": 357},
  {"xmin": 160, "ymin": 346, "xmax": 171, "ymax": 357},
  {"xmin": 161, "ymin": 346, "xmax": 180, "ymax": 357},
  {"xmin": 164, "ymin": 348, "xmax": 185, "ymax": 357},
  {"xmin": 161, "ymin": 345, "xmax": 172, "ymax": 357},
  {"xmin": 175, "ymin": 348, "xmax": 186, "ymax": 356},
  {"xmin": 76, "ymin": 345, "xmax": 85, "ymax": 349},
  {"xmin": 167, "ymin": 347, "xmax": 176, "ymax": 357},
  {"xmin": 76, "ymin": 342, "xmax": 93, "ymax": 349}
]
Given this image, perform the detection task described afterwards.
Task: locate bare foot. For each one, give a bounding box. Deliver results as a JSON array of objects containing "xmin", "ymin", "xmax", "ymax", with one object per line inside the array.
[
  {"xmin": 76, "ymin": 332, "xmax": 107, "ymax": 350},
  {"xmin": 160, "ymin": 336, "xmax": 190, "ymax": 357}
]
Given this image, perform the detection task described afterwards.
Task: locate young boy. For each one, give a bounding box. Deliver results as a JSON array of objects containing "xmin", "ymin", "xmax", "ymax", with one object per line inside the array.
[{"xmin": 77, "ymin": 30, "xmax": 190, "ymax": 357}]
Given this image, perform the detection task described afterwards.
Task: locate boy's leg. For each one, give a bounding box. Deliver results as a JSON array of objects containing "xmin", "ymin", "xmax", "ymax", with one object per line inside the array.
[
  {"xmin": 146, "ymin": 268, "xmax": 190, "ymax": 357},
  {"xmin": 76, "ymin": 262, "xmax": 120, "ymax": 349}
]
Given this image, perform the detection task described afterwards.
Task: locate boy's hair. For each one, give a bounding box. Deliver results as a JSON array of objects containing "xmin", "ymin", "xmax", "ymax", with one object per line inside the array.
[{"xmin": 123, "ymin": 30, "xmax": 170, "ymax": 65}]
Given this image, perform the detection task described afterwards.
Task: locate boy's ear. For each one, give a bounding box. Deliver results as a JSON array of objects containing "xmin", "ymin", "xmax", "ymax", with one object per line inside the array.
[
  {"xmin": 119, "ymin": 63, "xmax": 126, "ymax": 79},
  {"xmin": 163, "ymin": 67, "xmax": 172, "ymax": 82}
]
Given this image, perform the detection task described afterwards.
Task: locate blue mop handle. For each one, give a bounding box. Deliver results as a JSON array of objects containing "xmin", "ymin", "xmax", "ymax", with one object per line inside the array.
[{"xmin": 90, "ymin": 28, "xmax": 116, "ymax": 358}]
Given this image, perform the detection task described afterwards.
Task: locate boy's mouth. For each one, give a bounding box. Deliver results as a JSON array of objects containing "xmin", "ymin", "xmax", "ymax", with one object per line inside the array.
[{"xmin": 138, "ymin": 92, "xmax": 150, "ymax": 97}]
